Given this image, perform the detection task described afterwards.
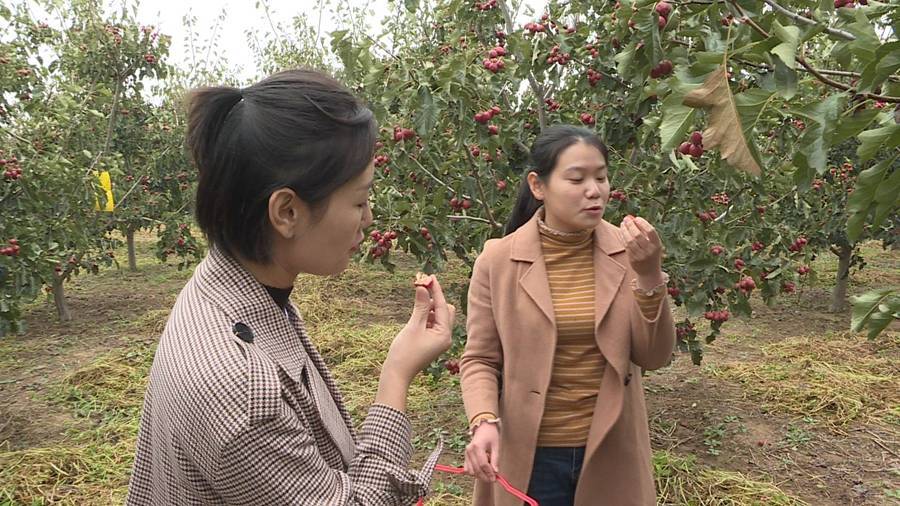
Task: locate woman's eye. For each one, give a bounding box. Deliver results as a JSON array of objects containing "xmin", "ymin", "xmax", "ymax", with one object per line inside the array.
[{"xmin": 569, "ymin": 178, "xmax": 583, "ymax": 183}]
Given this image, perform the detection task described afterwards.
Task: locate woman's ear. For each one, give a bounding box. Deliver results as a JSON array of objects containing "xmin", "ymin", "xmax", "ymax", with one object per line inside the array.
[
  {"xmin": 526, "ymin": 171, "xmax": 545, "ymax": 201},
  {"xmin": 268, "ymin": 188, "xmax": 307, "ymax": 240}
]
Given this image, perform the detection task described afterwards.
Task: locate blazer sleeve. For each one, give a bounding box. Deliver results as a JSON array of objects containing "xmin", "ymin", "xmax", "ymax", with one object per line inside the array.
[
  {"xmin": 214, "ymin": 402, "xmax": 440, "ymax": 505},
  {"xmin": 460, "ymin": 243, "xmax": 503, "ymax": 422}
]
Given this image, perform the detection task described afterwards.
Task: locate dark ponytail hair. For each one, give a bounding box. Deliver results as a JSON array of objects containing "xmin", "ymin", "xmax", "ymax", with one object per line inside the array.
[
  {"xmin": 187, "ymin": 69, "xmax": 377, "ymax": 263},
  {"xmin": 504, "ymin": 124, "xmax": 608, "ymax": 235}
]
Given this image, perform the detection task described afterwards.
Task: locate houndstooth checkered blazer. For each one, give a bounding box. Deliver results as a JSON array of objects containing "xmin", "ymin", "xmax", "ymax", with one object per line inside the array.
[{"xmin": 126, "ymin": 247, "xmax": 441, "ymax": 505}]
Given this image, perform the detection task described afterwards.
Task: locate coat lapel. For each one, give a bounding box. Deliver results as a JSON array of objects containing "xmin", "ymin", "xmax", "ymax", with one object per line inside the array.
[
  {"xmin": 592, "ymin": 220, "xmax": 629, "ymax": 379},
  {"xmin": 510, "ymin": 213, "xmax": 556, "ymax": 329}
]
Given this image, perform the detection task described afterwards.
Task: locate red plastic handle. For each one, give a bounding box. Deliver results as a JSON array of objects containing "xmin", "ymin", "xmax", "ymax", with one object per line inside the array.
[{"xmin": 416, "ymin": 464, "xmax": 539, "ymax": 506}]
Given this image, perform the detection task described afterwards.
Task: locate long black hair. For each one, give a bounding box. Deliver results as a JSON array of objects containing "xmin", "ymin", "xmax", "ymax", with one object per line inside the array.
[
  {"xmin": 504, "ymin": 124, "xmax": 608, "ymax": 235},
  {"xmin": 187, "ymin": 69, "xmax": 377, "ymax": 263}
]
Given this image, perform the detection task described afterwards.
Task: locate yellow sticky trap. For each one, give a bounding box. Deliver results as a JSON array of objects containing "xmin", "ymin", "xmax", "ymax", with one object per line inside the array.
[{"xmin": 93, "ymin": 171, "xmax": 115, "ymax": 212}]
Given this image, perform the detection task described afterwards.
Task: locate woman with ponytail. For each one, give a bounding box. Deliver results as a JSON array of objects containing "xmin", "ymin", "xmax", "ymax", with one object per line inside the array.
[
  {"xmin": 126, "ymin": 69, "xmax": 455, "ymax": 505},
  {"xmin": 460, "ymin": 125, "xmax": 675, "ymax": 506}
]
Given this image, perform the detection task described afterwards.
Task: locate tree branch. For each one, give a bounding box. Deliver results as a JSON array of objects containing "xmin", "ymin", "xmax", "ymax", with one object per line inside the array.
[
  {"xmin": 761, "ymin": 0, "xmax": 855, "ymax": 41},
  {"xmin": 463, "ymin": 145, "xmax": 502, "ymax": 230},
  {"xmin": 731, "ymin": 2, "xmax": 900, "ymax": 103},
  {"xmin": 498, "ymin": 0, "xmax": 548, "ymax": 130}
]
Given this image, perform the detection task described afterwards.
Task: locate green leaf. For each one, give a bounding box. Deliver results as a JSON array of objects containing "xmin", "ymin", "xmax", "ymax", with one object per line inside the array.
[
  {"xmin": 858, "ymin": 41, "xmax": 900, "ymax": 93},
  {"xmin": 850, "ymin": 288, "xmax": 899, "ymax": 340},
  {"xmin": 404, "ymin": 0, "xmax": 419, "ymax": 13},
  {"xmin": 770, "ymin": 21, "xmax": 800, "ymax": 70},
  {"xmin": 773, "ymin": 57, "xmax": 797, "ymax": 100},
  {"xmin": 413, "ymin": 86, "xmax": 437, "ymax": 140},
  {"xmin": 833, "ymin": 109, "xmax": 879, "ymax": 144},
  {"xmin": 857, "ymin": 124, "xmax": 900, "ymax": 163},
  {"xmin": 659, "ymin": 93, "xmax": 697, "ymax": 152},
  {"xmin": 846, "ymin": 155, "xmax": 899, "ymax": 242}
]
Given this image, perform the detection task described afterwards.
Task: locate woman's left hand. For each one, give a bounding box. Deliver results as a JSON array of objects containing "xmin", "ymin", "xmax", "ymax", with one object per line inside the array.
[{"xmin": 620, "ymin": 215, "xmax": 664, "ymax": 287}]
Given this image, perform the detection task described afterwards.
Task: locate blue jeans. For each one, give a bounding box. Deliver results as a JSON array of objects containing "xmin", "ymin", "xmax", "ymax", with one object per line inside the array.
[{"xmin": 526, "ymin": 446, "xmax": 586, "ymax": 506}]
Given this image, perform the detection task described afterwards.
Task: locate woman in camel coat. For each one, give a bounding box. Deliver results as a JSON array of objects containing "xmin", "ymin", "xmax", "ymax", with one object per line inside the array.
[{"xmin": 460, "ymin": 125, "xmax": 675, "ymax": 506}]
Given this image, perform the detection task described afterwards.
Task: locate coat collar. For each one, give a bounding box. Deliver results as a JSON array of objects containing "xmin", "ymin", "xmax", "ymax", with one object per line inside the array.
[
  {"xmin": 193, "ymin": 246, "xmax": 309, "ymax": 386},
  {"xmin": 510, "ymin": 210, "xmax": 626, "ymax": 262}
]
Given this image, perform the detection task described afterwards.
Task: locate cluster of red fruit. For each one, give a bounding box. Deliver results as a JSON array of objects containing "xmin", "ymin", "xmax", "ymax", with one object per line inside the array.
[
  {"xmin": 711, "ymin": 192, "xmax": 730, "ymax": 205},
  {"xmin": 829, "ymin": 162, "xmax": 855, "ymax": 182},
  {"xmin": 546, "ymin": 45, "xmax": 571, "ymax": 66},
  {"xmin": 496, "ymin": 180, "xmax": 507, "ymax": 191},
  {"xmin": 482, "ymin": 55, "xmax": 505, "ymax": 73},
  {"xmin": 787, "ymin": 236, "xmax": 808, "ymax": 253},
  {"xmin": 781, "ymin": 281, "xmax": 796, "ymax": 294},
  {"xmin": 584, "ymin": 44, "xmax": 600, "ymax": 59},
  {"xmin": 733, "ymin": 258, "xmax": 745, "ymax": 270},
  {"xmin": 704, "ymin": 310, "xmax": 730, "ymax": 323},
  {"xmin": 610, "ymin": 190, "xmax": 627, "ymax": 202},
  {"xmin": 474, "ymin": 0, "xmax": 497, "ymax": 10},
  {"xmin": 812, "ymin": 178, "xmax": 824, "ymax": 191},
  {"xmin": 419, "ymin": 227, "xmax": 434, "ymax": 250},
  {"xmin": 797, "ymin": 265, "xmax": 811, "ymax": 276},
  {"xmin": 144, "ymin": 54, "xmax": 156, "ymax": 64},
  {"xmin": 655, "ymin": 1, "xmax": 672, "ymax": 28},
  {"xmin": 2, "ymin": 156, "xmax": 22, "ymax": 180},
  {"xmin": 835, "ymin": 0, "xmax": 867, "ymax": 7},
  {"xmin": 734, "ymin": 276, "xmax": 756, "ymax": 295},
  {"xmin": 373, "ymin": 154, "xmax": 389, "ymax": 168},
  {"xmin": 649, "ymin": 59, "xmax": 673, "ymax": 79},
  {"xmin": 751, "ymin": 241, "xmax": 766, "ymax": 253},
  {"xmin": 1, "ymin": 238, "xmax": 20, "ymax": 257},
  {"xmin": 710, "ymin": 245, "xmax": 725, "ymax": 256},
  {"xmin": 544, "ymin": 98, "xmax": 561, "ymax": 112},
  {"xmin": 792, "ymin": 119, "xmax": 806, "ymax": 130},
  {"xmin": 105, "ymin": 24, "xmax": 123, "ymax": 45},
  {"xmin": 675, "ymin": 321, "xmax": 695, "ymax": 339},
  {"xmin": 524, "ymin": 22, "xmax": 547, "ymax": 34},
  {"xmin": 678, "ymin": 131, "xmax": 705, "ymax": 157},
  {"xmin": 444, "ymin": 359, "xmax": 460, "ymax": 375},
  {"xmin": 697, "ymin": 209, "xmax": 718, "ymax": 223},
  {"xmin": 474, "ymin": 106, "xmax": 500, "ymax": 124},
  {"xmin": 586, "ymin": 68, "xmax": 602, "ymax": 87},
  {"xmin": 580, "ymin": 113, "xmax": 595, "ymax": 125},
  {"xmin": 369, "ymin": 230, "xmax": 398, "ymax": 259},
  {"xmin": 667, "ymin": 285, "xmax": 681, "ymax": 297},
  {"xmin": 392, "ymin": 126, "xmax": 416, "ymax": 141},
  {"xmin": 449, "ymin": 197, "xmax": 472, "ymax": 211}
]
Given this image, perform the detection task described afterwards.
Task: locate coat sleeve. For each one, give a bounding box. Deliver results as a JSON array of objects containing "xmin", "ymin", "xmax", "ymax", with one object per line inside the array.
[
  {"xmin": 460, "ymin": 243, "xmax": 503, "ymax": 422},
  {"xmin": 215, "ymin": 402, "xmax": 440, "ymax": 505},
  {"xmin": 627, "ymin": 278, "xmax": 676, "ymax": 371}
]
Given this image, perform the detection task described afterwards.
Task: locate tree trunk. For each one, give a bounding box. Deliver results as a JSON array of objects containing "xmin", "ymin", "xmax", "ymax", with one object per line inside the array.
[
  {"xmin": 831, "ymin": 243, "xmax": 852, "ymax": 312},
  {"xmin": 52, "ymin": 275, "xmax": 72, "ymax": 322},
  {"xmin": 127, "ymin": 227, "xmax": 138, "ymax": 272}
]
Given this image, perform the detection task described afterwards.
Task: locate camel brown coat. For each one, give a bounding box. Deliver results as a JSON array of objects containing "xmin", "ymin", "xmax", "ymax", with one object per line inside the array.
[{"xmin": 460, "ymin": 212, "xmax": 675, "ymax": 506}]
